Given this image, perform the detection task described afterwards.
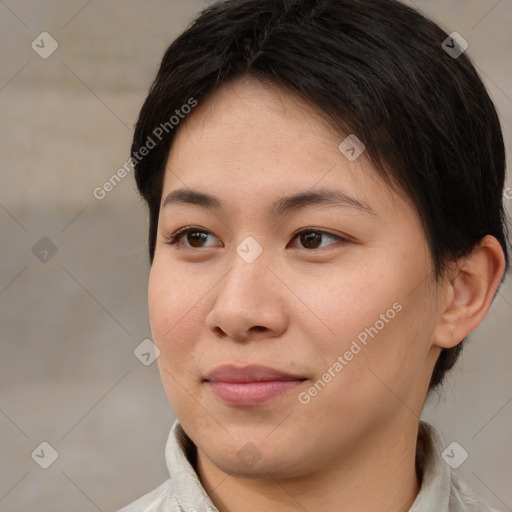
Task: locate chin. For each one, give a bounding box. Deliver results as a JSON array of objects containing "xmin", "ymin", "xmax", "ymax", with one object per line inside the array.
[
  {"xmin": 210, "ymin": 450, "xmax": 301, "ymax": 479},
  {"xmin": 199, "ymin": 432, "xmax": 310, "ymax": 479}
]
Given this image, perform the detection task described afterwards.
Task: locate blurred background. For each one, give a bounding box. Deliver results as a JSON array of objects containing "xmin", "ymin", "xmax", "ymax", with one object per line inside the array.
[{"xmin": 0, "ymin": 1, "xmax": 511, "ymax": 511}]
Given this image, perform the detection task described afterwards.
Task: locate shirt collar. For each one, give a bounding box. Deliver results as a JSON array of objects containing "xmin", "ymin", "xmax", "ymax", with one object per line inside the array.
[
  {"xmin": 165, "ymin": 419, "xmax": 219, "ymax": 511},
  {"xmin": 410, "ymin": 421, "xmax": 452, "ymax": 511}
]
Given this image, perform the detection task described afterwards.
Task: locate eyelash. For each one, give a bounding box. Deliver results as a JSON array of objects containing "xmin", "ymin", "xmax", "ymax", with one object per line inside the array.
[{"xmin": 164, "ymin": 226, "xmax": 348, "ymax": 251}]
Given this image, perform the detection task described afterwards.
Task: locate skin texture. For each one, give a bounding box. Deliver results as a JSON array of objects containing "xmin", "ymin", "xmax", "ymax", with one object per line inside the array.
[{"xmin": 147, "ymin": 77, "xmax": 505, "ymax": 512}]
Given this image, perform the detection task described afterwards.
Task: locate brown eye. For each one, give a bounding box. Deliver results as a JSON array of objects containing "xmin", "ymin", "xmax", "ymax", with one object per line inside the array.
[
  {"xmin": 290, "ymin": 229, "xmax": 344, "ymax": 250},
  {"xmin": 166, "ymin": 227, "xmax": 221, "ymax": 249}
]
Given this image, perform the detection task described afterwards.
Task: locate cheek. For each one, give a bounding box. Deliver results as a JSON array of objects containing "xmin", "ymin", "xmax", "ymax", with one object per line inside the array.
[
  {"xmin": 148, "ymin": 262, "xmax": 172, "ymax": 343},
  {"xmin": 344, "ymin": 282, "xmax": 438, "ymax": 404},
  {"xmin": 148, "ymin": 258, "xmax": 205, "ymax": 356},
  {"xmin": 309, "ymin": 264, "xmax": 398, "ymax": 338},
  {"xmin": 148, "ymin": 261, "xmax": 207, "ymax": 411},
  {"xmin": 314, "ymin": 260, "xmax": 435, "ymax": 382}
]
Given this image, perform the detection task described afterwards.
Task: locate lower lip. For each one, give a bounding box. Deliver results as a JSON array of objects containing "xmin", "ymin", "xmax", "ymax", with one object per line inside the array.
[{"xmin": 206, "ymin": 380, "xmax": 305, "ymax": 406}]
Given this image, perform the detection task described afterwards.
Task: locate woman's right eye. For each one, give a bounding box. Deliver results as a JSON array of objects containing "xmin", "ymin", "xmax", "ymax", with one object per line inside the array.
[{"xmin": 165, "ymin": 227, "xmax": 221, "ymax": 249}]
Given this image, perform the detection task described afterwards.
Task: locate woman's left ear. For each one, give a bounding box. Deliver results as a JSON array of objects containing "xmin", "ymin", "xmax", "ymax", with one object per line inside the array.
[{"xmin": 433, "ymin": 235, "xmax": 506, "ymax": 349}]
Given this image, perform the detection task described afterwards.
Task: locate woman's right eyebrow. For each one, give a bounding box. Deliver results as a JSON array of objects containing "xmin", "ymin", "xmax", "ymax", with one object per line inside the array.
[{"xmin": 161, "ymin": 187, "xmax": 379, "ymax": 219}]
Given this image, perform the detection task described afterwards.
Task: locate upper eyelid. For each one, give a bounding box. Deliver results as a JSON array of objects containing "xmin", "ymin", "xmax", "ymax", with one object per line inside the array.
[{"xmin": 168, "ymin": 226, "xmax": 220, "ymax": 242}]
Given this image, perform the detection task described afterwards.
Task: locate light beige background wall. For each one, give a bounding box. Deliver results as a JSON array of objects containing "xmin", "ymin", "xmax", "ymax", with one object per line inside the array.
[{"xmin": 0, "ymin": 1, "xmax": 510, "ymax": 511}]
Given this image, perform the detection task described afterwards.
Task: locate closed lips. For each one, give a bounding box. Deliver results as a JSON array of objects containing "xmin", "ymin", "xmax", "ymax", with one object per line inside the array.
[
  {"xmin": 204, "ymin": 364, "xmax": 307, "ymax": 383},
  {"xmin": 204, "ymin": 364, "xmax": 308, "ymax": 406}
]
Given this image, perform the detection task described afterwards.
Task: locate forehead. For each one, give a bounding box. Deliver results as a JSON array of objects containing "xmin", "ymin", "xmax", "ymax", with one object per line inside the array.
[
  {"xmin": 173, "ymin": 77, "xmax": 341, "ymax": 155},
  {"xmin": 162, "ymin": 77, "xmax": 407, "ymax": 218}
]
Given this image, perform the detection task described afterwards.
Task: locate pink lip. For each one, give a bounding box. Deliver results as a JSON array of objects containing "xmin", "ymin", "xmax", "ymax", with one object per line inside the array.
[{"xmin": 204, "ymin": 364, "xmax": 307, "ymax": 406}]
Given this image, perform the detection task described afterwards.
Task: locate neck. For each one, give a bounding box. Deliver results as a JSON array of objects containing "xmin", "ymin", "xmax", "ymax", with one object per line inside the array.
[{"xmin": 196, "ymin": 416, "xmax": 421, "ymax": 512}]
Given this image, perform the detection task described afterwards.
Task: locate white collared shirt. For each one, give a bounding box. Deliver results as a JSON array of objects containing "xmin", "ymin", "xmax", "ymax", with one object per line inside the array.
[{"xmin": 116, "ymin": 419, "xmax": 501, "ymax": 512}]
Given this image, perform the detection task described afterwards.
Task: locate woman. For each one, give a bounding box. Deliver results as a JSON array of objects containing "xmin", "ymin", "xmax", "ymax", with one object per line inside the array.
[{"xmin": 118, "ymin": 0, "xmax": 510, "ymax": 510}]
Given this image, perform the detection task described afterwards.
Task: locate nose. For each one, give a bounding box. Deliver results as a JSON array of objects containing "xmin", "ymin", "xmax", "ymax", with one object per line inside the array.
[{"xmin": 205, "ymin": 248, "xmax": 288, "ymax": 342}]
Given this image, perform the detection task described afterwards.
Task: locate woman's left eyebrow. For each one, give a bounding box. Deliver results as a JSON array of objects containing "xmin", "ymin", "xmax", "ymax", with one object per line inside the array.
[{"xmin": 162, "ymin": 187, "xmax": 379, "ymax": 218}]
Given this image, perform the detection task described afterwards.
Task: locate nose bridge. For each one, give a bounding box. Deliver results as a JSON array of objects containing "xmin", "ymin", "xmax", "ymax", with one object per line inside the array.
[
  {"xmin": 206, "ymin": 236, "xmax": 287, "ymax": 339},
  {"xmin": 221, "ymin": 235, "xmax": 271, "ymax": 302}
]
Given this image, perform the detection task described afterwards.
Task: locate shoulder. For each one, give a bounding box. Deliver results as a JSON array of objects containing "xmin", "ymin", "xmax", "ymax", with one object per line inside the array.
[
  {"xmin": 449, "ymin": 472, "xmax": 503, "ymax": 512},
  {"xmin": 114, "ymin": 419, "xmax": 214, "ymax": 512},
  {"xmin": 114, "ymin": 479, "xmax": 176, "ymax": 512},
  {"xmin": 412, "ymin": 421, "xmax": 502, "ymax": 512}
]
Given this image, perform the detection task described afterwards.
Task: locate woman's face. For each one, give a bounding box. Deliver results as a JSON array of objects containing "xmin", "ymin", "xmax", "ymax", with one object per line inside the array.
[{"xmin": 148, "ymin": 77, "xmax": 444, "ymax": 478}]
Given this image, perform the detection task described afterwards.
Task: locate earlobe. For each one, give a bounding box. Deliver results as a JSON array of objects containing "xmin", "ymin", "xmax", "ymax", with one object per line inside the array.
[{"xmin": 433, "ymin": 235, "xmax": 506, "ymax": 349}]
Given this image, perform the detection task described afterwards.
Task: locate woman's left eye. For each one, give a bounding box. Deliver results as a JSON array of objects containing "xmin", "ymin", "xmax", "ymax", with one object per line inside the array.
[
  {"xmin": 165, "ymin": 227, "xmax": 346, "ymax": 250},
  {"xmin": 290, "ymin": 229, "xmax": 345, "ymax": 250}
]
